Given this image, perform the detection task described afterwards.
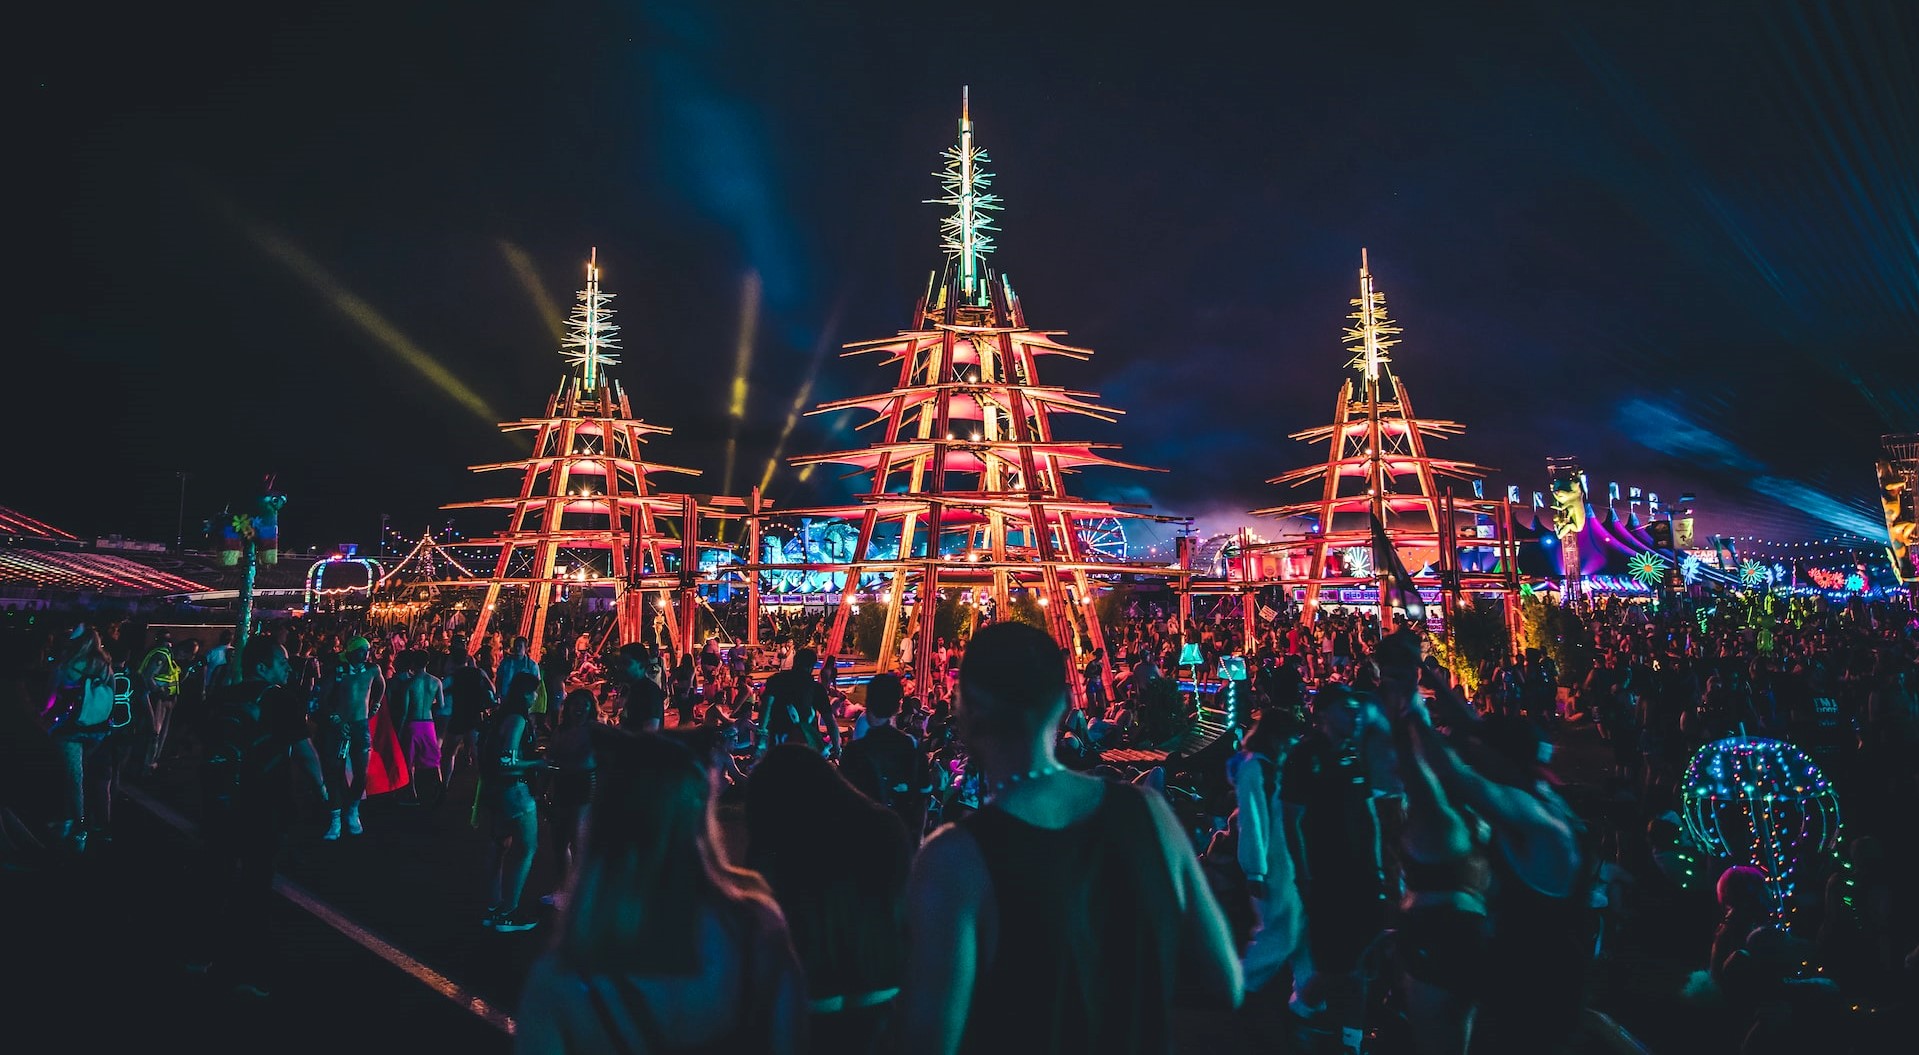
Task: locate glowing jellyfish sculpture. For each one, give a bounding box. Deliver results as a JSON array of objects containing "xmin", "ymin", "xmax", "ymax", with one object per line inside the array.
[{"xmin": 1680, "ymin": 736, "xmax": 1842, "ymax": 929}]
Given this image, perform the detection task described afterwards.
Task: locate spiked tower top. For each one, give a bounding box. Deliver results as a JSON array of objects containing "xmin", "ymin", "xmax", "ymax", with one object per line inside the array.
[
  {"xmin": 1345, "ymin": 247, "xmax": 1401, "ymax": 389},
  {"xmin": 927, "ymin": 86, "xmax": 1001, "ymax": 306},
  {"xmin": 560, "ymin": 248, "xmax": 621, "ymax": 390}
]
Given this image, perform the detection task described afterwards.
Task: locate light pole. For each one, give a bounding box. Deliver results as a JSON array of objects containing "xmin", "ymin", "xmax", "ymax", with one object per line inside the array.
[
  {"xmin": 174, "ymin": 471, "xmax": 190, "ymax": 551},
  {"xmin": 380, "ymin": 513, "xmax": 390, "ymax": 557}
]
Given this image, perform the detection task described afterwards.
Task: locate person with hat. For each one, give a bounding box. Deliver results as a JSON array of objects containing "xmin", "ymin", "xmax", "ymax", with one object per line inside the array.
[{"xmin": 314, "ymin": 636, "xmax": 386, "ymax": 841}]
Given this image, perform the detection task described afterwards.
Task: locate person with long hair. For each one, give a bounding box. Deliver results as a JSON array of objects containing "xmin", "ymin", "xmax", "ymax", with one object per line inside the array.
[
  {"xmin": 746, "ymin": 744, "xmax": 911, "ymax": 1053},
  {"xmin": 516, "ymin": 731, "xmax": 807, "ymax": 1054},
  {"xmin": 478, "ymin": 673, "xmax": 545, "ymax": 932},
  {"xmin": 902, "ymin": 622, "xmax": 1242, "ymax": 1055},
  {"xmin": 44, "ymin": 621, "xmax": 119, "ymax": 852}
]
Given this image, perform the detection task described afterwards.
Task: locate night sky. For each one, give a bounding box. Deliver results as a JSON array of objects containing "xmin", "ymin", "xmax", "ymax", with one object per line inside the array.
[{"xmin": 20, "ymin": 0, "xmax": 1917, "ymax": 554}]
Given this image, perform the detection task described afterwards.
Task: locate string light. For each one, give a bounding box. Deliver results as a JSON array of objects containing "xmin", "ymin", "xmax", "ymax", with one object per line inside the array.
[{"xmin": 1680, "ymin": 736, "xmax": 1842, "ymax": 931}]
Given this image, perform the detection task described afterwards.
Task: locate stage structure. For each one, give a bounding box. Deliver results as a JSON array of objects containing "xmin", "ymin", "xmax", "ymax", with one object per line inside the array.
[
  {"xmin": 783, "ymin": 89, "xmax": 1184, "ymax": 708},
  {"xmin": 1245, "ymin": 251, "xmax": 1521, "ymax": 640},
  {"xmin": 447, "ymin": 252, "xmax": 742, "ymax": 659}
]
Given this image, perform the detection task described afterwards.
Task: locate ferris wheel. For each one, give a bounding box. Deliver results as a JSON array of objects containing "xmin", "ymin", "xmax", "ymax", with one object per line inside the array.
[{"xmin": 1074, "ymin": 516, "xmax": 1128, "ymax": 562}]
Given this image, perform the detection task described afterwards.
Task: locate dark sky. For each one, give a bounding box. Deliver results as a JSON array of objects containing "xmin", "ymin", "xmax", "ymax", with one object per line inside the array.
[{"xmin": 20, "ymin": 0, "xmax": 1917, "ymax": 553}]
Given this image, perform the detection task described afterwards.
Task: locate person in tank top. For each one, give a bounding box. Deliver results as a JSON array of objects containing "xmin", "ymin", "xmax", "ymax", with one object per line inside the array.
[{"xmin": 901, "ymin": 622, "xmax": 1241, "ymax": 1055}]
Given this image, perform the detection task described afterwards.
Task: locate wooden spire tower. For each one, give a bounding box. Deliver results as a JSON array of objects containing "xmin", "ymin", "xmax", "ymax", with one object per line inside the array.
[
  {"xmin": 448, "ymin": 251, "xmax": 717, "ymax": 659},
  {"xmin": 1252, "ymin": 251, "xmax": 1518, "ymax": 624},
  {"xmin": 793, "ymin": 90, "xmax": 1176, "ymax": 708}
]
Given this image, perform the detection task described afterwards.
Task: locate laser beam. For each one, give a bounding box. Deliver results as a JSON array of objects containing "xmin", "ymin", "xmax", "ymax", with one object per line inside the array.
[
  {"xmin": 721, "ymin": 271, "xmax": 761, "ymax": 494},
  {"xmin": 498, "ymin": 240, "xmax": 567, "ymax": 343},
  {"xmin": 226, "ymin": 207, "xmax": 499, "ymax": 424}
]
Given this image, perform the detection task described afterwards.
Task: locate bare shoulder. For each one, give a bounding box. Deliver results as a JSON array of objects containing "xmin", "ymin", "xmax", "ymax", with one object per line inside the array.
[
  {"xmin": 910, "ymin": 822, "xmax": 987, "ymax": 902},
  {"xmin": 1130, "ymin": 783, "xmax": 1197, "ymax": 898}
]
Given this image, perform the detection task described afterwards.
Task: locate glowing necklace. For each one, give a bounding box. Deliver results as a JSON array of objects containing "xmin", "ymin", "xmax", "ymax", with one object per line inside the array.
[{"xmin": 985, "ymin": 761, "xmax": 1066, "ymax": 803}]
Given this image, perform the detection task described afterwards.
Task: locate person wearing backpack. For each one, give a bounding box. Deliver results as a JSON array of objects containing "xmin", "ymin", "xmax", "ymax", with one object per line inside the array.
[
  {"xmin": 760, "ymin": 647, "xmax": 841, "ymax": 759},
  {"xmin": 44, "ymin": 621, "xmax": 120, "ymax": 853},
  {"xmin": 840, "ymin": 673, "xmax": 931, "ymax": 842},
  {"xmin": 190, "ymin": 636, "xmax": 322, "ymax": 996}
]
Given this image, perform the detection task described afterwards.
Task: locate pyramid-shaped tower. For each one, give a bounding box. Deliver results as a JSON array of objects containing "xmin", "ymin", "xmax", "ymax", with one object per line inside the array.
[
  {"xmin": 1253, "ymin": 252, "xmax": 1517, "ymax": 621},
  {"xmin": 448, "ymin": 252, "xmax": 712, "ymax": 658},
  {"xmin": 793, "ymin": 90, "xmax": 1177, "ymax": 708}
]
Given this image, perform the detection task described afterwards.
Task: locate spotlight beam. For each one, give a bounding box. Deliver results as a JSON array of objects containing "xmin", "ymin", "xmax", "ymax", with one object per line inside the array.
[
  {"xmin": 497, "ymin": 240, "xmax": 567, "ymax": 343},
  {"xmin": 226, "ymin": 205, "xmax": 500, "ymax": 424},
  {"xmin": 721, "ymin": 271, "xmax": 761, "ymax": 495}
]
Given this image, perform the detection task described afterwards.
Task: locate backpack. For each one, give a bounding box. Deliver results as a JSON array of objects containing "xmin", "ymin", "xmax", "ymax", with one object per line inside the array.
[
  {"xmin": 766, "ymin": 676, "xmax": 825, "ymax": 751},
  {"xmin": 42, "ymin": 671, "xmax": 119, "ymax": 732}
]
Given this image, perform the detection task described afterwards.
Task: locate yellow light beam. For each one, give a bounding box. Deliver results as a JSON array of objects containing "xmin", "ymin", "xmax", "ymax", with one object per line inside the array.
[
  {"xmin": 758, "ymin": 375, "xmax": 815, "ymax": 494},
  {"xmin": 729, "ymin": 271, "xmax": 762, "ymax": 419},
  {"xmin": 721, "ymin": 271, "xmax": 761, "ymax": 495},
  {"xmin": 756, "ymin": 306, "xmax": 841, "ymax": 495},
  {"xmin": 497, "ymin": 240, "xmax": 567, "ymax": 343},
  {"xmin": 722, "ymin": 436, "xmax": 740, "ymax": 506},
  {"xmin": 229, "ymin": 210, "xmax": 499, "ymax": 424}
]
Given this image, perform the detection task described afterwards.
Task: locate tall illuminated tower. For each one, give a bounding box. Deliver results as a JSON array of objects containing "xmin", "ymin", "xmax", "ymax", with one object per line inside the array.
[
  {"xmin": 1253, "ymin": 252, "xmax": 1518, "ymax": 625},
  {"xmin": 789, "ymin": 90, "xmax": 1175, "ymax": 708},
  {"xmin": 449, "ymin": 252, "xmax": 716, "ymax": 658}
]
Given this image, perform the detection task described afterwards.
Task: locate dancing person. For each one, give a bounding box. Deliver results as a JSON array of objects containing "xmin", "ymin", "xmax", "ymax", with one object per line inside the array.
[
  {"xmin": 44, "ymin": 621, "xmax": 119, "ymax": 853},
  {"xmin": 314, "ymin": 636, "xmax": 385, "ymax": 840},
  {"xmin": 391, "ymin": 650, "xmax": 445, "ymax": 805},
  {"xmin": 1280, "ymin": 680, "xmax": 1400, "ymax": 1019},
  {"xmin": 1413, "ymin": 697, "xmax": 1590, "ymax": 1054},
  {"xmin": 515, "ymin": 732, "xmax": 807, "ymax": 1054},
  {"xmin": 901, "ymin": 621, "xmax": 1242, "ymax": 1055},
  {"xmin": 1227, "ymin": 710, "xmax": 1311, "ymax": 1006},
  {"xmin": 478, "ymin": 673, "xmax": 544, "ymax": 932},
  {"xmin": 1377, "ymin": 633, "xmax": 1493, "ymax": 1055},
  {"xmin": 747, "ymin": 744, "xmax": 913, "ymax": 1052}
]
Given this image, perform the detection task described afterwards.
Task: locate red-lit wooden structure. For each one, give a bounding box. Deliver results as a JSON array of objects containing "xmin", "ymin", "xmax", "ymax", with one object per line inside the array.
[
  {"xmin": 785, "ymin": 93, "xmax": 1184, "ymax": 708},
  {"xmin": 1243, "ymin": 251, "xmax": 1521, "ymax": 638}
]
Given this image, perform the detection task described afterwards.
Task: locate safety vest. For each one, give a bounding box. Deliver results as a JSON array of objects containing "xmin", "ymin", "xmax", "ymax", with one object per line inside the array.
[{"xmin": 143, "ymin": 647, "xmax": 181, "ymax": 694}]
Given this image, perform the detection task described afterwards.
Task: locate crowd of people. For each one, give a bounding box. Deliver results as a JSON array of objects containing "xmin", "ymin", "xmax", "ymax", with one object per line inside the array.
[{"xmin": 7, "ymin": 588, "xmax": 1919, "ymax": 1053}]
